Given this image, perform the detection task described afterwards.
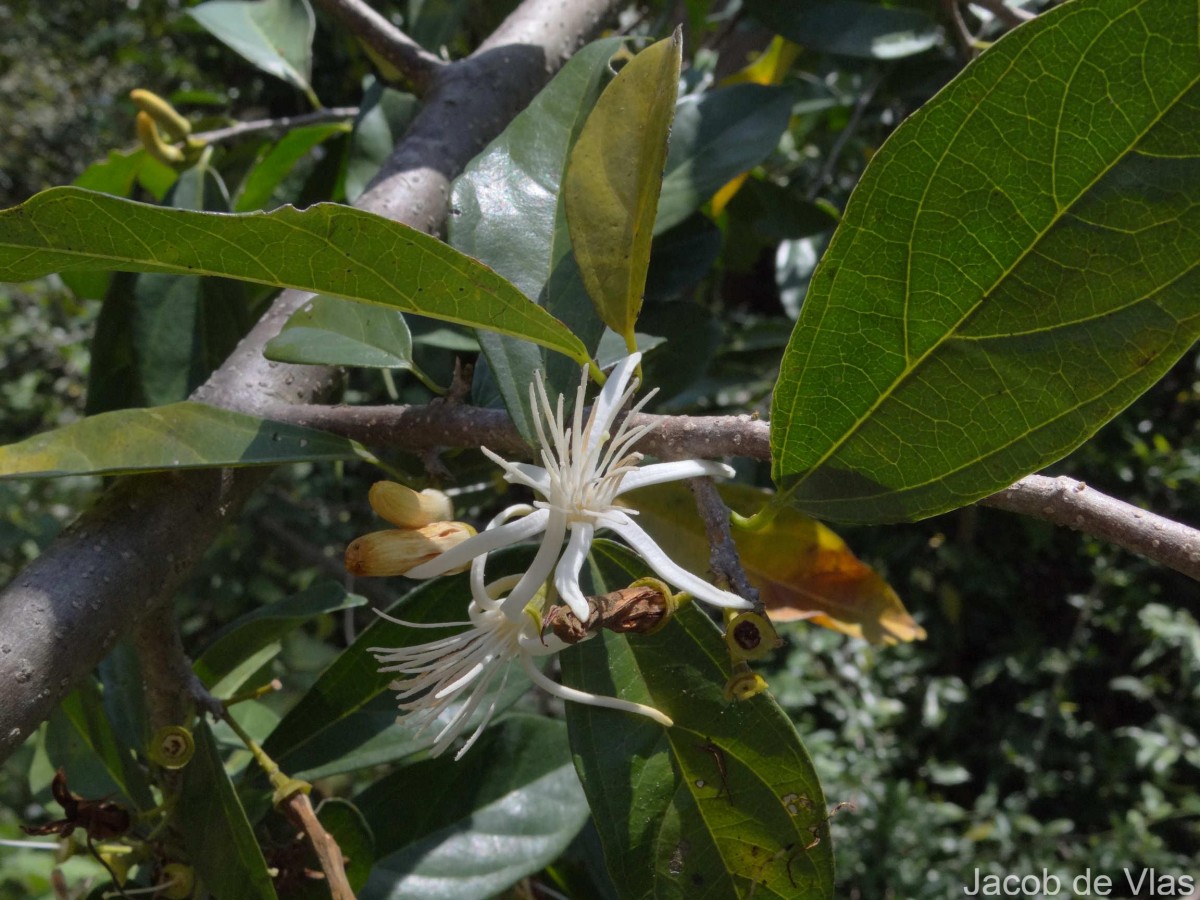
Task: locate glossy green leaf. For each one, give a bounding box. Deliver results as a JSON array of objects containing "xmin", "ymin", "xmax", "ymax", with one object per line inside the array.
[
  {"xmin": 0, "ymin": 187, "xmax": 590, "ymax": 364},
  {"xmin": 86, "ymin": 163, "xmax": 256, "ymax": 413},
  {"xmin": 451, "ymin": 37, "xmax": 623, "ymax": 442},
  {"xmin": 655, "ymin": 85, "xmax": 795, "ymax": 234},
  {"xmin": 189, "ymin": 0, "xmax": 318, "ymax": 103},
  {"xmin": 63, "ymin": 149, "xmax": 176, "ymax": 299},
  {"xmin": 178, "ymin": 721, "xmax": 279, "ymax": 900},
  {"xmin": 264, "ymin": 295, "xmax": 415, "ymax": 368},
  {"xmin": 0, "ymin": 401, "xmax": 365, "ymax": 479},
  {"xmin": 194, "ymin": 582, "xmax": 366, "ymax": 686},
  {"xmin": 745, "ymin": 0, "xmax": 942, "ymax": 60},
  {"xmin": 262, "ymin": 548, "xmax": 535, "ymax": 771},
  {"xmin": 235, "ymin": 121, "xmax": 350, "ymax": 211},
  {"xmin": 565, "ymin": 30, "xmax": 682, "ymax": 348},
  {"xmin": 772, "ymin": 0, "xmax": 1200, "ymax": 523},
  {"xmin": 41, "ymin": 681, "xmax": 153, "ymax": 811},
  {"xmin": 97, "ymin": 641, "xmax": 148, "ymax": 765},
  {"xmin": 562, "ymin": 542, "xmax": 834, "ymax": 899},
  {"xmin": 355, "ymin": 716, "xmax": 589, "ymax": 900}
]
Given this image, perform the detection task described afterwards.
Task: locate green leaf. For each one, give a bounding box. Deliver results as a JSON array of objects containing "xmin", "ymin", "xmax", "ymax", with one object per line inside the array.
[
  {"xmin": 58, "ymin": 681, "xmax": 154, "ymax": 810},
  {"xmin": 0, "ymin": 401, "xmax": 364, "ymax": 479},
  {"xmin": 655, "ymin": 84, "xmax": 795, "ymax": 234},
  {"xmin": 565, "ymin": 30, "xmax": 682, "ymax": 348},
  {"xmin": 0, "ymin": 187, "xmax": 590, "ymax": 364},
  {"xmin": 63, "ymin": 149, "xmax": 176, "ymax": 299},
  {"xmin": 451, "ymin": 37, "xmax": 623, "ymax": 442},
  {"xmin": 745, "ymin": 0, "xmax": 942, "ymax": 60},
  {"xmin": 194, "ymin": 582, "xmax": 366, "ymax": 686},
  {"xmin": 177, "ymin": 721, "xmax": 279, "ymax": 900},
  {"xmin": 86, "ymin": 162, "xmax": 257, "ymax": 413},
  {"xmin": 189, "ymin": 0, "xmax": 318, "ymax": 103},
  {"xmin": 355, "ymin": 716, "xmax": 590, "ymax": 900},
  {"xmin": 264, "ymin": 294, "xmax": 415, "ymax": 368},
  {"xmin": 235, "ymin": 121, "xmax": 350, "ymax": 211},
  {"xmin": 562, "ymin": 542, "xmax": 834, "ymax": 899},
  {"xmin": 771, "ymin": 0, "xmax": 1200, "ymax": 523},
  {"xmin": 261, "ymin": 548, "xmax": 535, "ymax": 773}
]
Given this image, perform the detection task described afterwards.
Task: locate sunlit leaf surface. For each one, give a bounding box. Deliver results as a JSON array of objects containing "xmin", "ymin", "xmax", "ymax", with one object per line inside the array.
[
  {"xmin": 0, "ymin": 187, "xmax": 590, "ymax": 363},
  {"xmin": 772, "ymin": 0, "xmax": 1200, "ymax": 523}
]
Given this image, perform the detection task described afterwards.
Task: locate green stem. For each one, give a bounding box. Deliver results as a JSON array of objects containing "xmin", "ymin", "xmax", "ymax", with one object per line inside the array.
[{"xmin": 223, "ymin": 710, "xmax": 310, "ymax": 806}]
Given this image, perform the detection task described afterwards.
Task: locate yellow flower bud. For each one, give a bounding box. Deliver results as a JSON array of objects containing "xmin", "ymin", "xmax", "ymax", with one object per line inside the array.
[
  {"xmin": 345, "ymin": 522, "xmax": 474, "ymax": 576},
  {"xmin": 130, "ymin": 88, "xmax": 192, "ymax": 141},
  {"xmin": 368, "ymin": 481, "xmax": 454, "ymax": 528},
  {"xmin": 136, "ymin": 111, "xmax": 184, "ymax": 165}
]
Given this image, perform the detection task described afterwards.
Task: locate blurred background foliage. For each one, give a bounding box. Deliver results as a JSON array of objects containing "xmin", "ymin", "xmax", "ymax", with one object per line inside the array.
[{"xmin": 1, "ymin": 0, "xmax": 1198, "ymax": 897}]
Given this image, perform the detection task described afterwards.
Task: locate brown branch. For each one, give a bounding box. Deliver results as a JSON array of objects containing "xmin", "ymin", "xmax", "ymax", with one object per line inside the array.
[
  {"xmin": 190, "ymin": 107, "xmax": 359, "ymax": 146},
  {"xmin": 688, "ymin": 477, "xmax": 762, "ymax": 612},
  {"xmin": 313, "ymin": 0, "xmax": 444, "ymax": 94},
  {"xmin": 258, "ymin": 402, "xmax": 771, "ymax": 461},
  {"xmin": 280, "ymin": 793, "xmax": 354, "ymax": 900},
  {"xmin": 980, "ymin": 475, "xmax": 1200, "ymax": 581},
  {"xmin": 260, "ymin": 402, "xmax": 1200, "ymax": 585},
  {"xmin": 132, "ymin": 602, "xmax": 224, "ymax": 728},
  {"xmin": 0, "ymin": 0, "xmax": 621, "ymax": 765}
]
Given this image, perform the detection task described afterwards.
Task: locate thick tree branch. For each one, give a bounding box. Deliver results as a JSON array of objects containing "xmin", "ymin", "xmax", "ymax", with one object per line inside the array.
[
  {"xmin": 313, "ymin": 0, "xmax": 444, "ymax": 94},
  {"xmin": 980, "ymin": 475, "xmax": 1200, "ymax": 581},
  {"xmin": 261, "ymin": 402, "xmax": 1200, "ymax": 584},
  {"xmin": 0, "ymin": 0, "xmax": 620, "ymax": 765}
]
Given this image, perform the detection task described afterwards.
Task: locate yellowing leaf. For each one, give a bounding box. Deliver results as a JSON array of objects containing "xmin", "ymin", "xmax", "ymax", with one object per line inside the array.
[
  {"xmin": 622, "ymin": 481, "xmax": 923, "ymax": 645},
  {"xmin": 564, "ymin": 29, "xmax": 682, "ymax": 350}
]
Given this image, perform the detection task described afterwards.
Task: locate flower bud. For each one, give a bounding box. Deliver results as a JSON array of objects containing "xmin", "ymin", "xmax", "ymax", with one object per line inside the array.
[
  {"xmin": 136, "ymin": 111, "xmax": 184, "ymax": 165},
  {"xmin": 369, "ymin": 481, "xmax": 454, "ymax": 528},
  {"xmin": 130, "ymin": 88, "xmax": 192, "ymax": 141},
  {"xmin": 345, "ymin": 522, "xmax": 474, "ymax": 576}
]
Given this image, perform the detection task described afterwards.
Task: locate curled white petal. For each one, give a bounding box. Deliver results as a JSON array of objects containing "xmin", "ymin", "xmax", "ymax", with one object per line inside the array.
[
  {"xmin": 605, "ymin": 510, "xmax": 752, "ymax": 610},
  {"xmin": 615, "ymin": 460, "xmax": 736, "ymax": 495},
  {"xmin": 554, "ymin": 522, "xmax": 594, "ymax": 623},
  {"xmin": 499, "ymin": 509, "xmax": 566, "ymax": 620},
  {"xmin": 519, "ymin": 654, "xmax": 673, "ymax": 727}
]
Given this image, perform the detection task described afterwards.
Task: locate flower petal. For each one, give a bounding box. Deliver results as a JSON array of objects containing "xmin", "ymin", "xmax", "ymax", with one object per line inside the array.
[
  {"xmin": 481, "ymin": 447, "xmax": 552, "ymax": 493},
  {"xmin": 554, "ymin": 522, "xmax": 594, "ymax": 623},
  {"xmin": 615, "ymin": 460, "xmax": 735, "ymax": 494},
  {"xmin": 520, "ymin": 654, "xmax": 673, "ymax": 727},
  {"xmin": 586, "ymin": 352, "xmax": 642, "ymax": 448},
  {"xmin": 499, "ymin": 509, "xmax": 567, "ymax": 620},
  {"xmin": 405, "ymin": 508, "xmax": 549, "ymax": 579},
  {"xmin": 606, "ymin": 510, "xmax": 752, "ymax": 610}
]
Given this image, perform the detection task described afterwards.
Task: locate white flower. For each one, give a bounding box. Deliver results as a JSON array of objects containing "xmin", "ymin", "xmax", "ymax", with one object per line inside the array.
[
  {"xmin": 405, "ymin": 353, "xmax": 752, "ymax": 624},
  {"xmin": 371, "ymin": 508, "xmax": 672, "ymax": 759}
]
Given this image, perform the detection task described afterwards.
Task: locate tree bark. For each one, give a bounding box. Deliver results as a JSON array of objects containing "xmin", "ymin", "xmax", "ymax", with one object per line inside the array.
[{"xmin": 0, "ymin": 0, "xmax": 619, "ymax": 765}]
